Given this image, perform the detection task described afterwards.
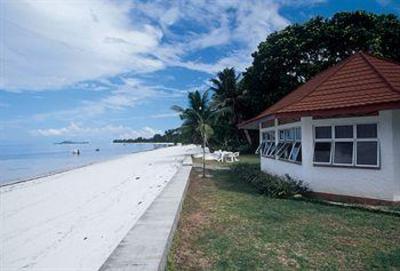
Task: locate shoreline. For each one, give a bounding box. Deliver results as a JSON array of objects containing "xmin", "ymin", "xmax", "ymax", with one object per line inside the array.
[
  {"xmin": 0, "ymin": 145, "xmax": 169, "ymax": 188},
  {"xmin": 0, "ymin": 145, "xmax": 196, "ymax": 270}
]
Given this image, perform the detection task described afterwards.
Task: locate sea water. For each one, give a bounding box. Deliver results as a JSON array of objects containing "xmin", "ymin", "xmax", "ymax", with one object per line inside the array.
[{"xmin": 0, "ymin": 142, "xmax": 162, "ymax": 185}]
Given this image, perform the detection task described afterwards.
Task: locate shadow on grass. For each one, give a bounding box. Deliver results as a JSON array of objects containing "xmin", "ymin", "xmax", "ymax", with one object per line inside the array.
[
  {"xmin": 370, "ymin": 248, "xmax": 400, "ymax": 270},
  {"xmin": 204, "ymin": 166, "xmax": 400, "ymax": 217}
]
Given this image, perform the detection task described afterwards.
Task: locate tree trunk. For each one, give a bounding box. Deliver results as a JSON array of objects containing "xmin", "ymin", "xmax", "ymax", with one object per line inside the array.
[
  {"xmin": 244, "ymin": 129, "xmax": 252, "ymax": 145},
  {"xmin": 202, "ymin": 135, "xmax": 206, "ymax": 178}
]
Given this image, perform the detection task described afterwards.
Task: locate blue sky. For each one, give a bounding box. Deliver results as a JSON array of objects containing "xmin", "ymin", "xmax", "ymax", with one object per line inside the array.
[{"xmin": 0, "ymin": 0, "xmax": 399, "ymax": 144}]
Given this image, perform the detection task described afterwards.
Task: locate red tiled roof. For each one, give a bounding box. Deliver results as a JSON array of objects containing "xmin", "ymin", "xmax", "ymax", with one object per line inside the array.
[{"xmin": 239, "ymin": 52, "xmax": 400, "ymax": 129}]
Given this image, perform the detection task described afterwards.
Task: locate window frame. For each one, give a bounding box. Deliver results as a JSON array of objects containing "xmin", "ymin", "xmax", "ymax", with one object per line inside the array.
[
  {"xmin": 332, "ymin": 125, "xmax": 355, "ymax": 167},
  {"xmin": 313, "ymin": 141, "xmax": 333, "ymax": 165},
  {"xmin": 260, "ymin": 130, "xmax": 276, "ymax": 158},
  {"xmin": 313, "ymin": 123, "xmax": 380, "ymax": 168},
  {"xmin": 277, "ymin": 127, "xmax": 302, "ymax": 164},
  {"xmin": 355, "ymin": 127, "xmax": 380, "ymax": 168},
  {"xmin": 313, "ymin": 126, "xmax": 333, "ymax": 165}
]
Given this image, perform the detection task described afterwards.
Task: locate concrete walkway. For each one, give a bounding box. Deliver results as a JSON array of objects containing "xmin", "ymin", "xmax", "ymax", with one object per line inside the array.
[{"xmin": 99, "ymin": 156, "xmax": 192, "ymax": 271}]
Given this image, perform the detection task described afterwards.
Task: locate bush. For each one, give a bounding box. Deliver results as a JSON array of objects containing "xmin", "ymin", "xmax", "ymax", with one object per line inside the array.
[{"xmin": 230, "ymin": 163, "xmax": 310, "ymax": 198}]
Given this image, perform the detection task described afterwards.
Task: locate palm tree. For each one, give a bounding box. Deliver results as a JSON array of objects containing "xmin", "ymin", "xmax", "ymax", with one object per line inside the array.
[
  {"xmin": 209, "ymin": 68, "xmax": 251, "ymax": 145},
  {"xmin": 209, "ymin": 68, "xmax": 244, "ymax": 124},
  {"xmin": 172, "ymin": 90, "xmax": 214, "ymax": 178}
]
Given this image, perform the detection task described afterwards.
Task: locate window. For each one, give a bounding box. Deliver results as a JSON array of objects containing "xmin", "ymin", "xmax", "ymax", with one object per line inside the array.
[
  {"xmin": 289, "ymin": 142, "xmax": 302, "ymax": 161},
  {"xmin": 333, "ymin": 125, "xmax": 354, "ymax": 165},
  {"xmin": 357, "ymin": 142, "xmax": 378, "ymax": 165},
  {"xmin": 334, "ymin": 142, "xmax": 353, "ymax": 164},
  {"xmin": 277, "ymin": 127, "xmax": 302, "ymax": 163},
  {"xmin": 313, "ymin": 123, "xmax": 379, "ymax": 167},
  {"xmin": 335, "ymin": 125, "xmax": 353, "ymax": 138},
  {"xmin": 315, "ymin": 126, "xmax": 332, "ymax": 139},
  {"xmin": 356, "ymin": 124, "xmax": 379, "ymax": 167},
  {"xmin": 259, "ymin": 131, "xmax": 276, "ymax": 158},
  {"xmin": 313, "ymin": 126, "xmax": 333, "ymax": 164},
  {"xmin": 255, "ymin": 142, "xmax": 263, "ymax": 154},
  {"xmin": 357, "ymin": 124, "xmax": 377, "ymax": 138},
  {"xmin": 314, "ymin": 142, "xmax": 332, "ymax": 163}
]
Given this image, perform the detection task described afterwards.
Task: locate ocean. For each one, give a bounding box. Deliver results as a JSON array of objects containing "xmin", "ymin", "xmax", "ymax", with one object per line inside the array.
[{"xmin": 0, "ymin": 142, "xmax": 163, "ymax": 185}]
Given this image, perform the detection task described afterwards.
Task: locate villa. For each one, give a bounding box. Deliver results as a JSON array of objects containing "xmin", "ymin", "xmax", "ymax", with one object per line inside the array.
[{"xmin": 240, "ymin": 52, "xmax": 400, "ymax": 204}]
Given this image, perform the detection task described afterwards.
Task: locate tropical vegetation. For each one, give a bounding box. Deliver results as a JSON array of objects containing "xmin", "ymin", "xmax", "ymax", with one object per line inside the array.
[
  {"xmin": 171, "ymin": 11, "xmax": 400, "ymax": 152},
  {"xmin": 230, "ymin": 163, "xmax": 310, "ymax": 198},
  {"xmin": 120, "ymin": 11, "xmax": 400, "ymax": 152},
  {"xmin": 172, "ymin": 91, "xmax": 215, "ymax": 177}
]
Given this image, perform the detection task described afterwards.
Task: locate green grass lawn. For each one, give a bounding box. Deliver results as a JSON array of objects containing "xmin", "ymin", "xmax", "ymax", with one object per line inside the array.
[{"xmin": 168, "ymin": 167, "xmax": 400, "ymax": 271}]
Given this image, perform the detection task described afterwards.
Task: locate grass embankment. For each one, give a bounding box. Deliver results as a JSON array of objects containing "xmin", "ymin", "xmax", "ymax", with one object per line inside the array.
[{"xmin": 168, "ymin": 159, "xmax": 400, "ymax": 270}]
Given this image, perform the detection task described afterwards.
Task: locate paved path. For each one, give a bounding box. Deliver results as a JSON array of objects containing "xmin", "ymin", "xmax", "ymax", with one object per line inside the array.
[{"xmin": 100, "ymin": 156, "xmax": 192, "ymax": 271}]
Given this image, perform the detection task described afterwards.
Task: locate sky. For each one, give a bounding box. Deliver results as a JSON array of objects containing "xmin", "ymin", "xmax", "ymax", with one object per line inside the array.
[{"xmin": 0, "ymin": 0, "xmax": 399, "ymax": 144}]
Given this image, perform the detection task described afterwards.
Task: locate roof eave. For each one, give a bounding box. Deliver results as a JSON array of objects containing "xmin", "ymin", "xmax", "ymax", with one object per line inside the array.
[
  {"xmin": 239, "ymin": 101, "xmax": 400, "ymax": 130},
  {"xmin": 277, "ymin": 101, "xmax": 400, "ymax": 119},
  {"xmin": 238, "ymin": 114, "xmax": 276, "ymax": 130}
]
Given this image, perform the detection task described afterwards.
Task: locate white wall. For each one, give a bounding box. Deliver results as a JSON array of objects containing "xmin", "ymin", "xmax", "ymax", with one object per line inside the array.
[
  {"xmin": 260, "ymin": 109, "xmax": 400, "ymax": 201},
  {"xmin": 391, "ymin": 110, "xmax": 400, "ymax": 201}
]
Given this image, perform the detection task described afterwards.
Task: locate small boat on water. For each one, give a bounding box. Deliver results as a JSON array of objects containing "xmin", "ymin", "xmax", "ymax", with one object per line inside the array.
[{"xmin": 72, "ymin": 149, "xmax": 80, "ymax": 155}]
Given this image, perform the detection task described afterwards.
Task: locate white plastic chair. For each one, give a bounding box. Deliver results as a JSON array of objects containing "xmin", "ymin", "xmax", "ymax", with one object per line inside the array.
[{"xmin": 224, "ymin": 152, "xmax": 234, "ymax": 162}]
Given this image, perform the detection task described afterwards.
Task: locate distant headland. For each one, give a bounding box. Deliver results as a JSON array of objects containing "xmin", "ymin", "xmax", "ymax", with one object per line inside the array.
[
  {"xmin": 54, "ymin": 141, "xmax": 89, "ymax": 145},
  {"xmin": 113, "ymin": 129, "xmax": 180, "ymax": 144}
]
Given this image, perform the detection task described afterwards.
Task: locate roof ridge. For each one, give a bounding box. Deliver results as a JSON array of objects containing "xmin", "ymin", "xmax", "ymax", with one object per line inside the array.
[
  {"xmin": 362, "ymin": 51, "xmax": 400, "ymax": 67},
  {"xmin": 359, "ymin": 52, "xmax": 400, "ymax": 95},
  {"xmin": 275, "ymin": 53, "xmax": 360, "ymax": 113}
]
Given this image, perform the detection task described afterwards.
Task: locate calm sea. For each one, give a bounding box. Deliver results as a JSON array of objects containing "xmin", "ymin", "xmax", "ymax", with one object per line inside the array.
[{"xmin": 0, "ymin": 142, "xmax": 162, "ymax": 185}]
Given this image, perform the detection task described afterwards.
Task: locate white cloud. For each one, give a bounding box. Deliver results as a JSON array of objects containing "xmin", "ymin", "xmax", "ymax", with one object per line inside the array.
[
  {"xmin": 134, "ymin": 0, "xmax": 290, "ymax": 73},
  {"xmin": 32, "ymin": 122, "xmax": 161, "ymax": 139},
  {"xmin": 1, "ymin": 0, "xmax": 326, "ymax": 92},
  {"xmin": 150, "ymin": 112, "xmax": 179, "ymax": 119},
  {"xmin": 31, "ymin": 78, "xmax": 184, "ymax": 122},
  {"xmin": 1, "ymin": 0, "xmax": 163, "ymax": 91},
  {"xmin": 176, "ymin": 51, "xmax": 252, "ymax": 74}
]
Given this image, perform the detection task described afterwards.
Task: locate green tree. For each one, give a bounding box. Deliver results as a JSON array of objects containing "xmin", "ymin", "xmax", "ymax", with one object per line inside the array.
[
  {"xmin": 241, "ymin": 11, "xmax": 400, "ymax": 119},
  {"xmin": 172, "ymin": 90, "xmax": 214, "ymax": 177},
  {"xmin": 209, "ymin": 68, "xmax": 250, "ymax": 149},
  {"xmin": 209, "ymin": 68, "xmax": 244, "ymax": 124}
]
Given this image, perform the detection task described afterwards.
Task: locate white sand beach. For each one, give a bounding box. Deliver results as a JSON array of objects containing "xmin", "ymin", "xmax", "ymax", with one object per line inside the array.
[{"xmin": 0, "ymin": 145, "xmax": 196, "ymax": 271}]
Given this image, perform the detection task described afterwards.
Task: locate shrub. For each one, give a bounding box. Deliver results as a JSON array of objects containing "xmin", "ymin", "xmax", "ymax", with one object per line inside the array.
[{"xmin": 230, "ymin": 163, "xmax": 310, "ymax": 198}]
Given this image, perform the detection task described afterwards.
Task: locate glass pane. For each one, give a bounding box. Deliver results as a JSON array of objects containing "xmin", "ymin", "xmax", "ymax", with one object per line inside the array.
[
  {"xmin": 334, "ymin": 142, "xmax": 353, "ymax": 164},
  {"xmin": 285, "ymin": 129, "xmax": 294, "ymax": 141},
  {"xmin": 269, "ymin": 131, "xmax": 275, "ymax": 141},
  {"xmin": 295, "ymin": 127, "xmax": 301, "ymax": 140},
  {"xmin": 289, "ymin": 142, "xmax": 301, "ymax": 162},
  {"xmin": 279, "ymin": 143, "xmax": 293, "ymax": 160},
  {"xmin": 256, "ymin": 142, "xmax": 264, "ymax": 154},
  {"xmin": 268, "ymin": 143, "xmax": 277, "ymax": 156},
  {"xmin": 279, "ymin": 130, "xmax": 285, "ymax": 141},
  {"xmin": 262, "ymin": 142, "xmax": 271, "ymax": 156},
  {"xmin": 357, "ymin": 124, "xmax": 377, "ymax": 138},
  {"xmin": 335, "ymin": 125, "xmax": 353, "ymax": 138},
  {"xmin": 357, "ymin": 142, "xmax": 378, "ymax": 165},
  {"xmin": 315, "ymin": 126, "xmax": 332, "ymax": 139},
  {"xmin": 297, "ymin": 147, "xmax": 302, "ymax": 162},
  {"xmin": 314, "ymin": 142, "xmax": 331, "ymax": 163},
  {"xmin": 276, "ymin": 142, "xmax": 285, "ymax": 155}
]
